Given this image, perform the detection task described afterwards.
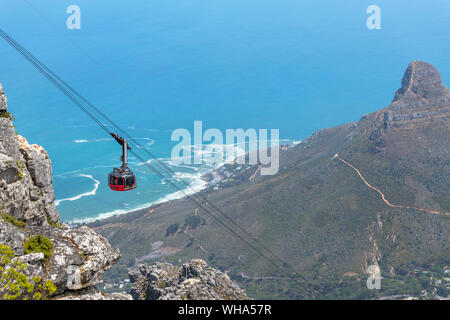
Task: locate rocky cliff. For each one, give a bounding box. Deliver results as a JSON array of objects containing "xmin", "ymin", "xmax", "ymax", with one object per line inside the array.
[
  {"xmin": 0, "ymin": 83, "xmax": 131, "ymax": 300},
  {"xmin": 129, "ymin": 259, "xmax": 249, "ymax": 300}
]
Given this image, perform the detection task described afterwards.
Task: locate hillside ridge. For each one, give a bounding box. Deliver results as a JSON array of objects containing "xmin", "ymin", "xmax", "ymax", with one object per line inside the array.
[
  {"xmin": 91, "ymin": 61, "xmax": 449, "ymax": 299},
  {"xmin": 334, "ymin": 153, "xmax": 450, "ymax": 216}
]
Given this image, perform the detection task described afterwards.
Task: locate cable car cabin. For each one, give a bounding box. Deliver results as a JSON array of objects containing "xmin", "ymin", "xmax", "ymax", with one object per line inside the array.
[
  {"xmin": 107, "ymin": 133, "xmax": 137, "ymax": 192},
  {"xmin": 108, "ymin": 169, "xmax": 136, "ymax": 191}
]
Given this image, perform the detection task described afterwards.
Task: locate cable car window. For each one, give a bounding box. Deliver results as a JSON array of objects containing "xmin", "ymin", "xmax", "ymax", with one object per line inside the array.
[{"xmin": 126, "ymin": 176, "xmax": 135, "ymax": 186}]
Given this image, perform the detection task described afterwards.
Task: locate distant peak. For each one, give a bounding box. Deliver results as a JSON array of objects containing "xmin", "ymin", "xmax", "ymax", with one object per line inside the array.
[{"xmin": 393, "ymin": 61, "xmax": 448, "ymax": 102}]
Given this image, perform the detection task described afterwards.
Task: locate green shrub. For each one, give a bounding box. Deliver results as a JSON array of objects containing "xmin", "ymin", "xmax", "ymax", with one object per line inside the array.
[
  {"xmin": 165, "ymin": 223, "xmax": 179, "ymax": 237},
  {"xmin": 23, "ymin": 235, "xmax": 53, "ymax": 262},
  {"xmin": 184, "ymin": 215, "xmax": 202, "ymax": 229},
  {"xmin": 0, "ymin": 244, "xmax": 56, "ymax": 300},
  {"xmin": 1, "ymin": 212, "xmax": 26, "ymax": 229},
  {"xmin": 46, "ymin": 216, "xmax": 61, "ymax": 228},
  {"xmin": 0, "ymin": 111, "xmax": 13, "ymax": 120},
  {"xmin": 47, "ymin": 221, "xmax": 61, "ymax": 228}
]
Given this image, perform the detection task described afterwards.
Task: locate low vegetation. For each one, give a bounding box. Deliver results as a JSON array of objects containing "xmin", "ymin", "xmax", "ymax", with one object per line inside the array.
[
  {"xmin": 0, "ymin": 244, "xmax": 56, "ymax": 300},
  {"xmin": 184, "ymin": 215, "xmax": 203, "ymax": 229},
  {"xmin": 0, "ymin": 111, "xmax": 14, "ymax": 120},
  {"xmin": 22, "ymin": 235, "xmax": 54, "ymax": 262},
  {"xmin": 165, "ymin": 224, "xmax": 179, "ymax": 237},
  {"xmin": 1, "ymin": 212, "xmax": 26, "ymax": 229},
  {"xmin": 46, "ymin": 216, "xmax": 61, "ymax": 228}
]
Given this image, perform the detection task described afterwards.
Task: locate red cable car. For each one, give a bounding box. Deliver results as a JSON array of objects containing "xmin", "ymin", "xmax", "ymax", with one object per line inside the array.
[{"xmin": 108, "ymin": 133, "xmax": 137, "ymax": 191}]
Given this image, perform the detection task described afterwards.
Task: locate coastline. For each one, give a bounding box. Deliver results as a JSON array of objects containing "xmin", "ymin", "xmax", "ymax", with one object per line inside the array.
[
  {"xmin": 71, "ymin": 171, "xmax": 208, "ymax": 225},
  {"xmin": 75, "ymin": 141, "xmax": 296, "ymax": 226}
]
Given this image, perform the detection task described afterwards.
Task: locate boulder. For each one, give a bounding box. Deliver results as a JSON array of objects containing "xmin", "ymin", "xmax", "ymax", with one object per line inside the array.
[{"xmin": 129, "ymin": 259, "xmax": 250, "ymax": 300}]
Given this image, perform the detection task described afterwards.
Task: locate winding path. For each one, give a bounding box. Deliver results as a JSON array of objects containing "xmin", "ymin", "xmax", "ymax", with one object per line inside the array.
[{"xmin": 333, "ymin": 153, "xmax": 450, "ymax": 216}]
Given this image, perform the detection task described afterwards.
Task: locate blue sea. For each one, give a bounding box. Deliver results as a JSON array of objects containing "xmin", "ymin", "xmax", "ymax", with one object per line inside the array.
[{"xmin": 0, "ymin": 0, "xmax": 449, "ymax": 222}]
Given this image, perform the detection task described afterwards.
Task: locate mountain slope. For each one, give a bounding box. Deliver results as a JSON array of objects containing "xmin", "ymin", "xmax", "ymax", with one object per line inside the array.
[{"xmin": 91, "ymin": 61, "xmax": 450, "ymax": 299}]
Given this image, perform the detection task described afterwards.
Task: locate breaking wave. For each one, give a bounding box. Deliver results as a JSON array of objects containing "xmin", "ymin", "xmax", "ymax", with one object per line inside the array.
[{"xmin": 55, "ymin": 174, "xmax": 100, "ymax": 206}]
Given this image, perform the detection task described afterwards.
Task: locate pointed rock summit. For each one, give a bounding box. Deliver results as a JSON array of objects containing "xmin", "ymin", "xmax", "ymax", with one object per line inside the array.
[
  {"xmin": 384, "ymin": 61, "xmax": 450, "ymax": 127},
  {"xmin": 392, "ymin": 60, "xmax": 449, "ymax": 106}
]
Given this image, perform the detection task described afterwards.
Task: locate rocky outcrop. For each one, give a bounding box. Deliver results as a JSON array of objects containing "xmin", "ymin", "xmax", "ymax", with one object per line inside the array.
[
  {"xmin": 0, "ymin": 218, "xmax": 126, "ymax": 299},
  {"xmin": 54, "ymin": 286, "xmax": 132, "ymax": 300},
  {"xmin": 21, "ymin": 225, "xmax": 122, "ymax": 294},
  {"xmin": 0, "ymin": 83, "xmax": 129, "ymax": 300},
  {"xmin": 393, "ymin": 60, "xmax": 449, "ymax": 104},
  {"xmin": 129, "ymin": 259, "xmax": 250, "ymax": 300},
  {"xmin": 384, "ymin": 61, "xmax": 450, "ymax": 128},
  {"xmin": 0, "ymin": 83, "xmax": 7, "ymax": 112},
  {"xmin": 0, "ymin": 96, "xmax": 58, "ymax": 226}
]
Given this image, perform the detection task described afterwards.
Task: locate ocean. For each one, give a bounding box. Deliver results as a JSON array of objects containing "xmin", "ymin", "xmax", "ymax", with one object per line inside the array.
[{"xmin": 0, "ymin": 0, "xmax": 449, "ymax": 222}]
